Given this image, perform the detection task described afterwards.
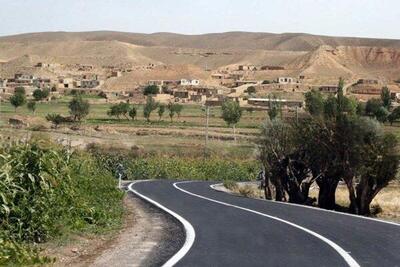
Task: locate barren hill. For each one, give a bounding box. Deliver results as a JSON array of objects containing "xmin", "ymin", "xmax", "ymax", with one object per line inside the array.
[
  {"xmin": 1, "ymin": 31, "xmax": 400, "ymax": 51},
  {"xmin": 1, "ymin": 31, "xmax": 400, "ymax": 84}
]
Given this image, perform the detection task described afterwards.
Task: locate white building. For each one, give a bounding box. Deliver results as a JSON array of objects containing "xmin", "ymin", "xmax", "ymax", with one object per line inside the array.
[
  {"xmin": 277, "ymin": 77, "xmax": 295, "ymax": 84},
  {"xmin": 180, "ymin": 79, "xmax": 200, "ymax": 86}
]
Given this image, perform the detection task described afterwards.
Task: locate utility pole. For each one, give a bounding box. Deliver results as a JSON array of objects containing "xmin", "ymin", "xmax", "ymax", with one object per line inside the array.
[{"xmin": 204, "ymin": 105, "xmax": 210, "ymax": 158}]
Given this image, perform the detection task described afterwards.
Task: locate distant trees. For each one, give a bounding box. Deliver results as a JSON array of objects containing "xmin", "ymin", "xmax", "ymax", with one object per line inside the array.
[
  {"xmin": 381, "ymin": 86, "xmax": 391, "ymax": 109},
  {"xmin": 304, "ymin": 89, "xmax": 324, "ymax": 116},
  {"xmin": 27, "ymin": 101, "xmax": 36, "ymax": 114},
  {"xmin": 46, "ymin": 113, "xmax": 64, "ymax": 128},
  {"xmin": 68, "ymin": 94, "xmax": 90, "ymax": 121},
  {"xmin": 258, "ymin": 78, "xmax": 399, "ymax": 215},
  {"xmin": 10, "ymin": 90, "xmax": 26, "ymax": 112},
  {"xmin": 129, "ymin": 106, "xmax": 137, "ymax": 120},
  {"xmin": 158, "ymin": 104, "xmax": 165, "ymax": 120},
  {"xmin": 167, "ymin": 102, "xmax": 182, "ymax": 122},
  {"xmin": 107, "ymin": 102, "xmax": 131, "ymax": 120},
  {"xmin": 143, "ymin": 85, "xmax": 159, "ymax": 96},
  {"xmin": 143, "ymin": 96, "xmax": 159, "ymax": 122},
  {"xmin": 221, "ymin": 100, "xmax": 242, "ymax": 141},
  {"xmin": 32, "ymin": 88, "xmax": 50, "ymax": 101}
]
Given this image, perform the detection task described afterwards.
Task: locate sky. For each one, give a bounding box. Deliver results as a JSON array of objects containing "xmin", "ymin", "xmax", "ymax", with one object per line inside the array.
[{"xmin": 0, "ymin": 0, "xmax": 399, "ymax": 39}]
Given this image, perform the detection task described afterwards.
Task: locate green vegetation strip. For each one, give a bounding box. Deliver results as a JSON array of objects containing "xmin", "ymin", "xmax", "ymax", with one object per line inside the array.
[{"xmin": 0, "ymin": 141, "xmax": 124, "ymax": 265}]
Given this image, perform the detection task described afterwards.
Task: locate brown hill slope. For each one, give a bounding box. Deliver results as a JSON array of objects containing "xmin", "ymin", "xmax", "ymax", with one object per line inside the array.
[{"xmin": 1, "ymin": 31, "xmax": 400, "ymax": 51}]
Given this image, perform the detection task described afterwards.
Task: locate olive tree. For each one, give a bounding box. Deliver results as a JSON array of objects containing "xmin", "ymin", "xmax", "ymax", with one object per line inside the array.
[
  {"xmin": 221, "ymin": 100, "xmax": 242, "ymax": 141},
  {"xmin": 68, "ymin": 94, "xmax": 90, "ymax": 121},
  {"xmin": 143, "ymin": 96, "xmax": 159, "ymax": 122}
]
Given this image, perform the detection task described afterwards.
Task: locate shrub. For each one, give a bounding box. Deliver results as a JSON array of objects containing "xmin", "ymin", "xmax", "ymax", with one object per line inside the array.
[{"xmin": 0, "ymin": 141, "xmax": 124, "ymax": 265}]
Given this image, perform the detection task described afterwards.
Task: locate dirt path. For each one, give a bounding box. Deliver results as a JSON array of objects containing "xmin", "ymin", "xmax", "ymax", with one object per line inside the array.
[{"xmin": 46, "ymin": 184, "xmax": 184, "ymax": 267}]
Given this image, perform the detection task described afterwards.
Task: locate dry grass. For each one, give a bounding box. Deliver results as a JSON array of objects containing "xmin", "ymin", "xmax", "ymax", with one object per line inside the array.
[{"xmin": 227, "ymin": 182, "xmax": 400, "ymax": 222}]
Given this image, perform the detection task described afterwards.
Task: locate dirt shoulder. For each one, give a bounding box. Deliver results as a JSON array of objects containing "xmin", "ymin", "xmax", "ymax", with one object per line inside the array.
[
  {"xmin": 216, "ymin": 182, "xmax": 400, "ymax": 223},
  {"xmin": 43, "ymin": 184, "xmax": 184, "ymax": 267}
]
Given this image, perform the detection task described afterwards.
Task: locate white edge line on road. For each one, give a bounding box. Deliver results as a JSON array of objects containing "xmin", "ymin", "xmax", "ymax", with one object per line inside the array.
[
  {"xmin": 128, "ymin": 181, "xmax": 195, "ymax": 267},
  {"xmin": 210, "ymin": 183, "xmax": 400, "ymax": 227},
  {"xmin": 175, "ymin": 181, "xmax": 360, "ymax": 267}
]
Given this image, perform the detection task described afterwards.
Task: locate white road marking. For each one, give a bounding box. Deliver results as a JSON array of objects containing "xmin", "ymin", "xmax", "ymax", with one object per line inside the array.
[
  {"xmin": 210, "ymin": 183, "xmax": 400, "ymax": 227},
  {"xmin": 174, "ymin": 181, "xmax": 360, "ymax": 267},
  {"xmin": 128, "ymin": 182, "xmax": 195, "ymax": 267}
]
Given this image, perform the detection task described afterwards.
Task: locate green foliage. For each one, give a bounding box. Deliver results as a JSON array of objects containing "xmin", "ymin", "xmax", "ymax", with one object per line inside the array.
[
  {"xmin": 268, "ymin": 106, "xmax": 279, "ymax": 120},
  {"xmin": 45, "ymin": 113, "xmax": 64, "ymax": 128},
  {"xmin": 158, "ymin": 104, "xmax": 165, "ymax": 120},
  {"xmin": 324, "ymin": 95, "xmax": 338, "ymax": 119},
  {"xmin": 0, "ymin": 142, "xmax": 124, "ymax": 265},
  {"xmin": 90, "ymin": 148, "xmax": 258, "ymax": 182},
  {"xmin": 221, "ymin": 100, "xmax": 242, "ymax": 126},
  {"xmin": 381, "ymin": 86, "xmax": 391, "ymax": 109},
  {"xmin": 375, "ymin": 106, "xmax": 389, "ymax": 122},
  {"xmin": 262, "ymin": 80, "xmax": 271, "ymax": 84},
  {"xmin": 167, "ymin": 102, "xmax": 179, "ymax": 122},
  {"xmin": 10, "ymin": 93, "xmax": 26, "ymax": 111},
  {"xmin": 305, "ymin": 89, "xmax": 324, "ymax": 116},
  {"xmin": 69, "ymin": 94, "xmax": 90, "ymax": 121},
  {"xmin": 107, "ymin": 102, "xmax": 131, "ymax": 119},
  {"xmin": 27, "ymin": 100, "xmax": 36, "ymax": 114},
  {"xmin": 143, "ymin": 85, "xmax": 159, "ymax": 95},
  {"xmin": 143, "ymin": 96, "xmax": 159, "ymax": 122},
  {"xmin": 33, "ymin": 89, "xmax": 50, "ymax": 101},
  {"xmin": 388, "ymin": 106, "xmax": 400, "ymax": 125},
  {"xmin": 129, "ymin": 106, "xmax": 137, "ymax": 120},
  {"xmin": 366, "ymin": 99, "xmax": 383, "ymax": 115}
]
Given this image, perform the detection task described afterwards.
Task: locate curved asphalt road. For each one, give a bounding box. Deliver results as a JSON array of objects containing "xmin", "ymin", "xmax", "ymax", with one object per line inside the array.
[{"xmin": 129, "ymin": 180, "xmax": 400, "ymax": 267}]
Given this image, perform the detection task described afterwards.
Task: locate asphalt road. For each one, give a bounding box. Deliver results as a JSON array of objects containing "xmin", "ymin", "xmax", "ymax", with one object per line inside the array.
[{"xmin": 129, "ymin": 180, "xmax": 400, "ymax": 267}]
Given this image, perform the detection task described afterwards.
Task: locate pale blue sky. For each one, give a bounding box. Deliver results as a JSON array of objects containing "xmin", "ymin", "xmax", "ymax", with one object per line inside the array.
[{"xmin": 0, "ymin": 0, "xmax": 399, "ymax": 39}]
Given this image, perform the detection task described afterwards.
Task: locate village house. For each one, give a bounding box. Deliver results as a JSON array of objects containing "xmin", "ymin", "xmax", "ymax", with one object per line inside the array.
[
  {"xmin": 319, "ymin": 85, "xmax": 339, "ymax": 93},
  {"xmin": 277, "ymin": 77, "xmax": 295, "ymax": 84},
  {"xmin": 238, "ymin": 65, "xmax": 256, "ymax": 71},
  {"xmin": 180, "ymin": 79, "xmax": 200, "ymax": 86}
]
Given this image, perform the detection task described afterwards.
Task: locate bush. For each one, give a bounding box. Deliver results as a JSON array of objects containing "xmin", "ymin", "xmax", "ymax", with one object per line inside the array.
[
  {"xmin": 0, "ymin": 141, "xmax": 124, "ymax": 265},
  {"xmin": 88, "ymin": 145, "xmax": 258, "ymax": 182},
  {"xmin": 143, "ymin": 85, "xmax": 159, "ymax": 95}
]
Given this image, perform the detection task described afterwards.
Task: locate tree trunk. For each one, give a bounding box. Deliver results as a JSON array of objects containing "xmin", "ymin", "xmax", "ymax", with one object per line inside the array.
[
  {"xmin": 233, "ymin": 125, "xmax": 236, "ymax": 142},
  {"xmin": 274, "ymin": 178, "xmax": 285, "ymax": 201},
  {"xmin": 263, "ymin": 176, "xmax": 273, "ymax": 200},
  {"xmin": 345, "ymin": 179, "xmax": 359, "ymax": 214},
  {"xmin": 317, "ymin": 178, "xmax": 338, "ymax": 210}
]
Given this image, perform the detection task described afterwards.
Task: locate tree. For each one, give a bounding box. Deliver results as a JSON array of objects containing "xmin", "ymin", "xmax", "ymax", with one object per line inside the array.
[
  {"xmin": 107, "ymin": 102, "xmax": 130, "ymax": 120},
  {"xmin": 305, "ymin": 89, "xmax": 324, "ymax": 116},
  {"xmin": 68, "ymin": 94, "xmax": 89, "ymax": 121},
  {"xmin": 221, "ymin": 100, "xmax": 242, "ymax": 141},
  {"xmin": 247, "ymin": 86, "xmax": 256, "ymax": 94},
  {"xmin": 365, "ymin": 99, "xmax": 382, "ymax": 115},
  {"xmin": 45, "ymin": 113, "xmax": 64, "ymax": 128},
  {"xmin": 167, "ymin": 102, "xmax": 178, "ymax": 122},
  {"xmin": 129, "ymin": 106, "xmax": 137, "ymax": 120},
  {"xmin": 27, "ymin": 101, "xmax": 36, "ymax": 114},
  {"xmin": 10, "ymin": 93, "xmax": 26, "ymax": 112},
  {"xmin": 323, "ymin": 95, "xmax": 338, "ymax": 119},
  {"xmin": 375, "ymin": 106, "xmax": 389, "ymax": 123},
  {"xmin": 175, "ymin": 104, "xmax": 183, "ymax": 118},
  {"xmin": 381, "ymin": 86, "xmax": 391, "ymax": 109},
  {"xmin": 33, "ymin": 89, "xmax": 49, "ymax": 101},
  {"xmin": 158, "ymin": 104, "xmax": 165, "ymax": 120},
  {"xmin": 388, "ymin": 106, "xmax": 400, "ymax": 125},
  {"xmin": 143, "ymin": 85, "xmax": 159, "ymax": 96},
  {"xmin": 143, "ymin": 96, "xmax": 159, "ymax": 122}
]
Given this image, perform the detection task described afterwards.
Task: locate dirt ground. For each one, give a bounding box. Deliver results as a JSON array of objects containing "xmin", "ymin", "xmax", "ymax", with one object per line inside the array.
[
  {"xmin": 221, "ymin": 182, "xmax": 400, "ymax": 223},
  {"xmin": 42, "ymin": 184, "xmax": 183, "ymax": 267}
]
